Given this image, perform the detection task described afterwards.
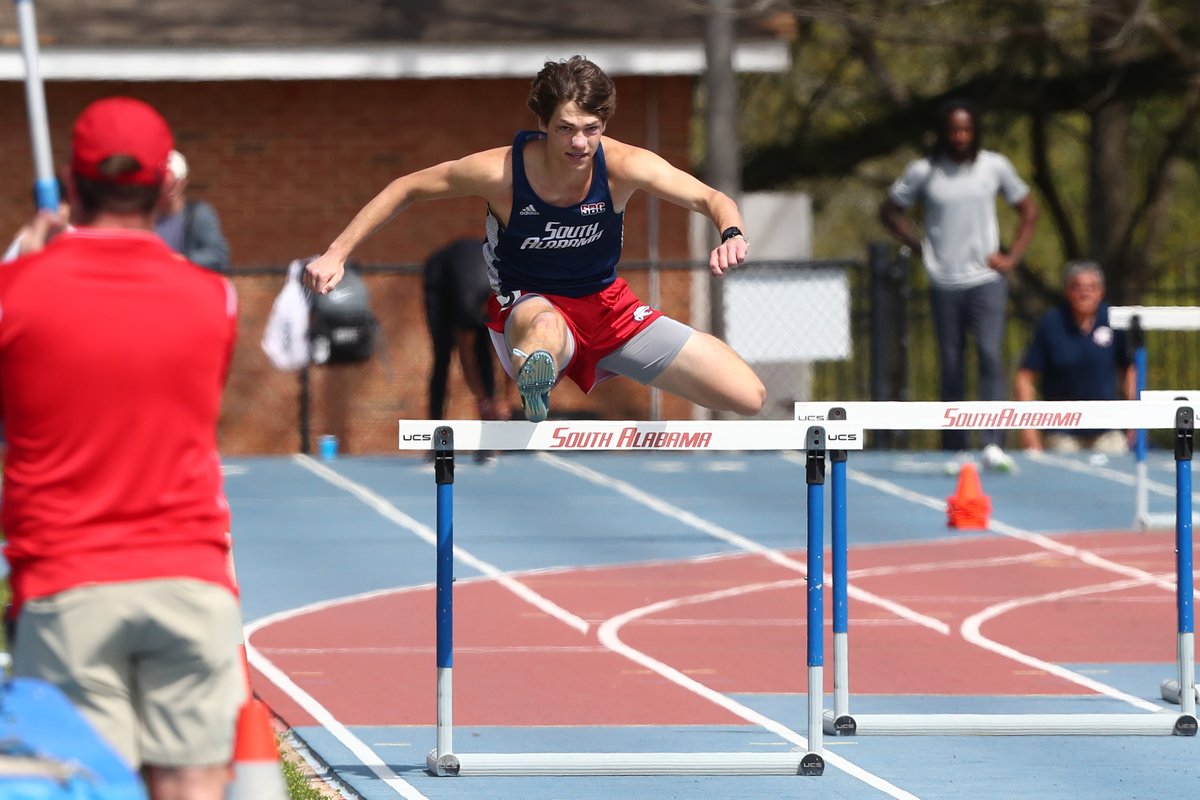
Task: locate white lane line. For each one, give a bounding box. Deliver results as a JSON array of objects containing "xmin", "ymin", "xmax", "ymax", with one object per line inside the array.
[
  {"xmin": 1027, "ymin": 450, "xmax": 1195, "ymax": 501},
  {"xmin": 838, "ymin": 463, "xmax": 1184, "ymax": 594},
  {"xmin": 825, "ymin": 462, "xmax": 1198, "ymax": 700},
  {"xmin": 598, "ymin": 581, "xmax": 922, "ymax": 799},
  {"xmin": 246, "ymin": 601, "xmax": 432, "ymax": 800},
  {"xmin": 846, "ymin": 550, "xmax": 1055, "ymax": 579},
  {"xmin": 259, "ymin": 645, "xmax": 610, "ymax": 655},
  {"xmin": 294, "ymin": 454, "xmax": 589, "ymax": 634},
  {"xmin": 287, "ymin": 454, "xmax": 922, "ymax": 793},
  {"xmin": 960, "ymin": 576, "xmax": 1169, "ymax": 712},
  {"xmin": 542, "ymin": 453, "xmax": 949, "ymax": 634}
]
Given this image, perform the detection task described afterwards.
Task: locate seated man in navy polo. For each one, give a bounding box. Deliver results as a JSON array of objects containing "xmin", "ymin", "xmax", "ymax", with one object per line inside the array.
[{"xmin": 1014, "ymin": 260, "xmax": 1135, "ymax": 453}]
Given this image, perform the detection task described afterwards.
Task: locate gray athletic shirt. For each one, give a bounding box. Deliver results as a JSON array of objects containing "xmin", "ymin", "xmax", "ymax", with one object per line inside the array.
[{"xmin": 888, "ymin": 150, "xmax": 1029, "ymax": 290}]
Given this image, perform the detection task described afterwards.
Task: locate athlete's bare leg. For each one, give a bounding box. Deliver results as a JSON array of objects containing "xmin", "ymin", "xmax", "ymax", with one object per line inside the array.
[
  {"xmin": 504, "ymin": 297, "xmax": 572, "ymax": 421},
  {"xmin": 504, "ymin": 296, "xmax": 571, "ymax": 372},
  {"xmin": 144, "ymin": 764, "xmax": 229, "ymax": 800},
  {"xmin": 649, "ymin": 331, "xmax": 765, "ymax": 415}
]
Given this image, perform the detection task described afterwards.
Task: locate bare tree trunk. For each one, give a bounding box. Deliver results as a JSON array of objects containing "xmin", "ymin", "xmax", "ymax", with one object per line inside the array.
[{"xmin": 1086, "ymin": 0, "xmax": 1136, "ymax": 302}]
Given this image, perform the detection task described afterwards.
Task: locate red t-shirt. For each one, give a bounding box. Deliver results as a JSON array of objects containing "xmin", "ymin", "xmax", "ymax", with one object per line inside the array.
[{"xmin": 0, "ymin": 227, "xmax": 238, "ymax": 613}]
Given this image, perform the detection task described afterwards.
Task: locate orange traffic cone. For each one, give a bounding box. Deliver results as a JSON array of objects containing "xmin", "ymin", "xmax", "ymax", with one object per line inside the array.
[
  {"xmin": 226, "ymin": 644, "xmax": 287, "ymax": 800},
  {"xmin": 226, "ymin": 697, "xmax": 288, "ymax": 800},
  {"xmin": 946, "ymin": 462, "xmax": 991, "ymax": 529}
]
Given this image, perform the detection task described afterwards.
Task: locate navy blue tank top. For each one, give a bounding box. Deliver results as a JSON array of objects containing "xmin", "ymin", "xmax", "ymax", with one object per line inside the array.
[{"xmin": 484, "ymin": 130, "xmax": 624, "ymax": 298}]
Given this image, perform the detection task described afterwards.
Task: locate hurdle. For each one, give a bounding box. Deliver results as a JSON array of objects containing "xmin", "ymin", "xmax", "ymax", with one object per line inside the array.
[
  {"xmin": 793, "ymin": 400, "xmax": 1197, "ymax": 737},
  {"xmin": 1109, "ymin": 306, "xmax": 1200, "ymax": 530},
  {"xmin": 1136, "ymin": 390, "xmax": 1200, "ymax": 534},
  {"xmin": 397, "ymin": 419, "xmax": 865, "ymax": 777}
]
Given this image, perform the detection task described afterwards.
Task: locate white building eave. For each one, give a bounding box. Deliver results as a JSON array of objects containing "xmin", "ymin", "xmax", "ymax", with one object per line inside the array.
[{"xmin": 0, "ymin": 40, "xmax": 790, "ymax": 81}]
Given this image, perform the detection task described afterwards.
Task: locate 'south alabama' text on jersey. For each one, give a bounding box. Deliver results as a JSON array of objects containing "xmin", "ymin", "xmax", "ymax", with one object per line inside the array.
[
  {"xmin": 520, "ymin": 221, "xmax": 603, "ymax": 250},
  {"xmin": 484, "ymin": 130, "xmax": 625, "ymax": 298}
]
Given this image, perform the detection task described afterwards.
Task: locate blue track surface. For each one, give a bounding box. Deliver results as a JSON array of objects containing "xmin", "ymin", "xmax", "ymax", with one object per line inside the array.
[{"xmin": 226, "ymin": 449, "xmax": 1198, "ymax": 800}]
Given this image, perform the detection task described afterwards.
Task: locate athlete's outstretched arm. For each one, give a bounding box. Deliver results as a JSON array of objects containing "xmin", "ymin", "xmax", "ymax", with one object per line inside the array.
[
  {"xmin": 305, "ymin": 149, "xmax": 506, "ymax": 294},
  {"xmin": 610, "ymin": 141, "xmax": 748, "ymax": 276}
]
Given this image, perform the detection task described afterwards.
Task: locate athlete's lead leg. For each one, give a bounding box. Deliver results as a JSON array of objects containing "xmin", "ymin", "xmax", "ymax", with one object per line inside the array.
[
  {"xmin": 504, "ymin": 297, "xmax": 570, "ymax": 422},
  {"xmin": 650, "ymin": 332, "xmax": 765, "ymax": 415}
]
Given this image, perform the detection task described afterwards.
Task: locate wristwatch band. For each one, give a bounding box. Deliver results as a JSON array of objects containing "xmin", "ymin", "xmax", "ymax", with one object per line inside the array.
[{"xmin": 720, "ymin": 226, "xmax": 745, "ymax": 243}]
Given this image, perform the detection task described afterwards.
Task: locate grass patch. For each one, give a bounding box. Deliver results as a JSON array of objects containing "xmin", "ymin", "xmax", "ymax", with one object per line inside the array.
[{"xmin": 280, "ymin": 744, "xmax": 336, "ymax": 800}]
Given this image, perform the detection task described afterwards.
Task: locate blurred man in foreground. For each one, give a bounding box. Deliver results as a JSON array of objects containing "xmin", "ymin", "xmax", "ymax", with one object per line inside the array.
[{"xmin": 2, "ymin": 96, "xmax": 243, "ymax": 800}]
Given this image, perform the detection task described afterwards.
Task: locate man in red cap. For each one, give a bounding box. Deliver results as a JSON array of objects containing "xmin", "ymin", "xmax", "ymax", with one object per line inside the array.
[{"xmin": 2, "ymin": 97, "xmax": 242, "ymax": 800}]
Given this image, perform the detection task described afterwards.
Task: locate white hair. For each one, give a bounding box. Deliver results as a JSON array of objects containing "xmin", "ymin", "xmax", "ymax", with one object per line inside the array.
[
  {"xmin": 1063, "ymin": 259, "xmax": 1103, "ymax": 287},
  {"xmin": 167, "ymin": 149, "xmax": 189, "ymax": 182}
]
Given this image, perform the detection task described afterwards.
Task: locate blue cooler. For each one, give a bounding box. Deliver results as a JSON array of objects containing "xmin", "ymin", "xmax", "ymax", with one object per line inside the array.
[{"xmin": 0, "ymin": 677, "xmax": 147, "ymax": 799}]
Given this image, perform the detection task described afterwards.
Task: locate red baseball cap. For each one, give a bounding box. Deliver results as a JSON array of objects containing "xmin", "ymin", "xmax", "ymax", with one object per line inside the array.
[{"xmin": 71, "ymin": 97, "xmax": 174, "ymax": 186}]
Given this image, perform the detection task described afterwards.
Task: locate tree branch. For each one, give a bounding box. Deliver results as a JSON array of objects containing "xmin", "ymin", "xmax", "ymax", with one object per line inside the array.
[
  {"xmin": 742, "ymin": 53, "xmax": 1192, "ymax": 188},
  {"xmin": 1115, "ymin": 78, "xmax": 1200, "ymax": 279},
  {"xmin": 1029, "ymin": 109, "xmax": 1080, "ymax": 259}
]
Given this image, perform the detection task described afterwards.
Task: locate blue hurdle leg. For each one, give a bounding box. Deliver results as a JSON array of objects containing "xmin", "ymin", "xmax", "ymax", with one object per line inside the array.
[
  {"xmin": 1174, "ymin": 412, "xmax": 1197, "ymax": 723},
  {"xmin": 429, "ymin": 427, "xmax": 459, "ymax": 774},
  {"xmin": 802, "ymin": 426, "xmax": 827, "ymax": 775}
]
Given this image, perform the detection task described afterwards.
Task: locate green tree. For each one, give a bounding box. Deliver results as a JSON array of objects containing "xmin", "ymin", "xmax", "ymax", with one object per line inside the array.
[{"xmin": 735, "ymin": 0, "xmax": 1200, "ymax": 309}]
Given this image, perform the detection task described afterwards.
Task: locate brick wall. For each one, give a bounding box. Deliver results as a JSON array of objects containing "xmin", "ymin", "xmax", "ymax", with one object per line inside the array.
[{"xmin": 0, "ymin": 75, "xmax": 701, "ymax": 454}]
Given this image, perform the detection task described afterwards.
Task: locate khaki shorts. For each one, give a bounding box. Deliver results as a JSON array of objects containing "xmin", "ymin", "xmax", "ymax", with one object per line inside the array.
[{"xmin": 12, "ymin": 579, "xmax": 246, "ymax": 769}]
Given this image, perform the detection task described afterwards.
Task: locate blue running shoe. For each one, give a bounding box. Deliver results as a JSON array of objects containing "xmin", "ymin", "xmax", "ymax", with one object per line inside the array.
[{"xmin": 516, "ymin": 349, "xmax": 556, "ymax": 423}]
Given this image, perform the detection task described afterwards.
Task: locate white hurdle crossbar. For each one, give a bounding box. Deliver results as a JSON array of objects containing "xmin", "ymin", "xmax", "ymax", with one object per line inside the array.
[
  {"xmin": 1109, "ymin": 306, "xmax": 1200, "ymax": 530},
  {"xmin": 399, "ymin": 418, "xmax": 865, "ymax": 452},
  {"xmin": 399, "ymin": 419, "xmax": 864, "ymax": 777},
  {"xmin": 794, "ymin": 400, "xmax": 1198, "ymax": 738},
  {"xmin": 1136, "ymin": 391, "xmax": 1200, "ymax": 531}
]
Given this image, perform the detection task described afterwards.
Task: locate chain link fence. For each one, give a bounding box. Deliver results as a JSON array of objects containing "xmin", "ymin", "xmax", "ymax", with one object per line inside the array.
[{"xmin": 221, "ymin": 251, "xmax": 1200, "ymax": 455}]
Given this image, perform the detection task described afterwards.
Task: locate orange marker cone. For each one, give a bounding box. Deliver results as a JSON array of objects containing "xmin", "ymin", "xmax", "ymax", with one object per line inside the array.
[
  {"xmin": 946, "ymin": 462, "xmax": 991, "ymax": 529},
  {"xmin": 226, "ymin": 698, "xmax": 288, "ymax": 800},
  {"xmin": 227, "ymin": 644, "xmax": 287, "ymax": 800}
]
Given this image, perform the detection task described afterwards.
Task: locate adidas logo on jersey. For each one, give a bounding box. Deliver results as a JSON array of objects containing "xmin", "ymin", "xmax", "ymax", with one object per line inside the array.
[{"xmin": 519, "ymin": 204, "xmax": 539, "ymax": 216}]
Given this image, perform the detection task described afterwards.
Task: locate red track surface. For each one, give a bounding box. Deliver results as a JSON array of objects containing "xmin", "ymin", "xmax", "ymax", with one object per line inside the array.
[{"xmin": 249, "ymin": 530, "xmax": 1184, "ymax": 728}]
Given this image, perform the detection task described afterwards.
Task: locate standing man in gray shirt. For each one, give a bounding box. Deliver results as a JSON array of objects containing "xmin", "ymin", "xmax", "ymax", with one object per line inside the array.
[
  {"xmin": 156, "ymin": 149, "xmax": 231, "ymax": 273},
  {"xmin": 880, "ymin": 98, "xmax": 1038, "ymax": 471}
]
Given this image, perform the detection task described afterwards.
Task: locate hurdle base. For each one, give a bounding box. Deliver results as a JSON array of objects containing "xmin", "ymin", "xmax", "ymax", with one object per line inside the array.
[
  {"xmin": 1133, "ymin": 511, "xmax": 1174, "ymax": 531},
  {"xmin": 823, "ymin": 712, "xmax": 857, "ymax": 736},
  {"xmin": 822, "ymin": 712, "xmax": 1188, "ymax": 736},
  {"xmin": 426, "ymin": 751, "xmax": 823, "ymax": 776},
  {"xmin": 1161, "ymin": 678, "xmax": 1200, "ymax": 705},
  {"xmin": 426, "ymin": 749, "xmax": 460, "ymax": 776}
]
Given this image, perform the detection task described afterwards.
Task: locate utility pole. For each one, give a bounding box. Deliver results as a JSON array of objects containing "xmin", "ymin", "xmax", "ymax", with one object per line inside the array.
[{"xmin": 703, "ymin": 0, "xmax": 741, "ymax": 342}]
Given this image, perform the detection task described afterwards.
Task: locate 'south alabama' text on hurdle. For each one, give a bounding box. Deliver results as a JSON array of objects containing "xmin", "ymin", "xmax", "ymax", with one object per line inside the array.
[
  {"xmin": 552, "ymin": 425, "xmax": 712, "ymax": 450},
  {"xmin": 941, "ymin": 407, "xmax": 1083, "ymax": 429}
]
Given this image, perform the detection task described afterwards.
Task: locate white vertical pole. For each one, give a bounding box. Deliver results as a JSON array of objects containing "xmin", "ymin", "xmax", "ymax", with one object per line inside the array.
[
  {"xmin": 1134, "ymin": 461, "xmax": 1150, "ymax": 529},
  {"xmin": 14, "ymin": 0, "xmax": 59, "ymax": 210},
  {"xmin": 436, "ymin": 667, "xmax": 453, "ymax": 755},
  {"xmin": 646, "ymin": 76, "xmax": 662, "ymax": 421},
  {"xmin": 807, "ymin": 667, "xmax": 823, "ymax": 752},
  {"xmin": 833, "ymin": 633, "xmax": 849, "ymax": 718},
  {"xmin": 1180, "ymin": 633, "xmax": 1197, "ymax": 719}
]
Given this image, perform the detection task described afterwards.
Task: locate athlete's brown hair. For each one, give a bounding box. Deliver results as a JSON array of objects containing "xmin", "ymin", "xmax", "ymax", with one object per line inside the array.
[{"xmin": 528, "ymin": 56, "xmax": 617, "ymax": 125}]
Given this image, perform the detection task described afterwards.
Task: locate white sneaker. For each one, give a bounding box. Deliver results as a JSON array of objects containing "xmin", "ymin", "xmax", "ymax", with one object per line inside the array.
[
  {"xmin": 981, "ymin": 444, "xmax": 1018, "ymax": 474},
  {"xmin": 942, "ymin": 451, "xmax": 977, "ymax": 476}
]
